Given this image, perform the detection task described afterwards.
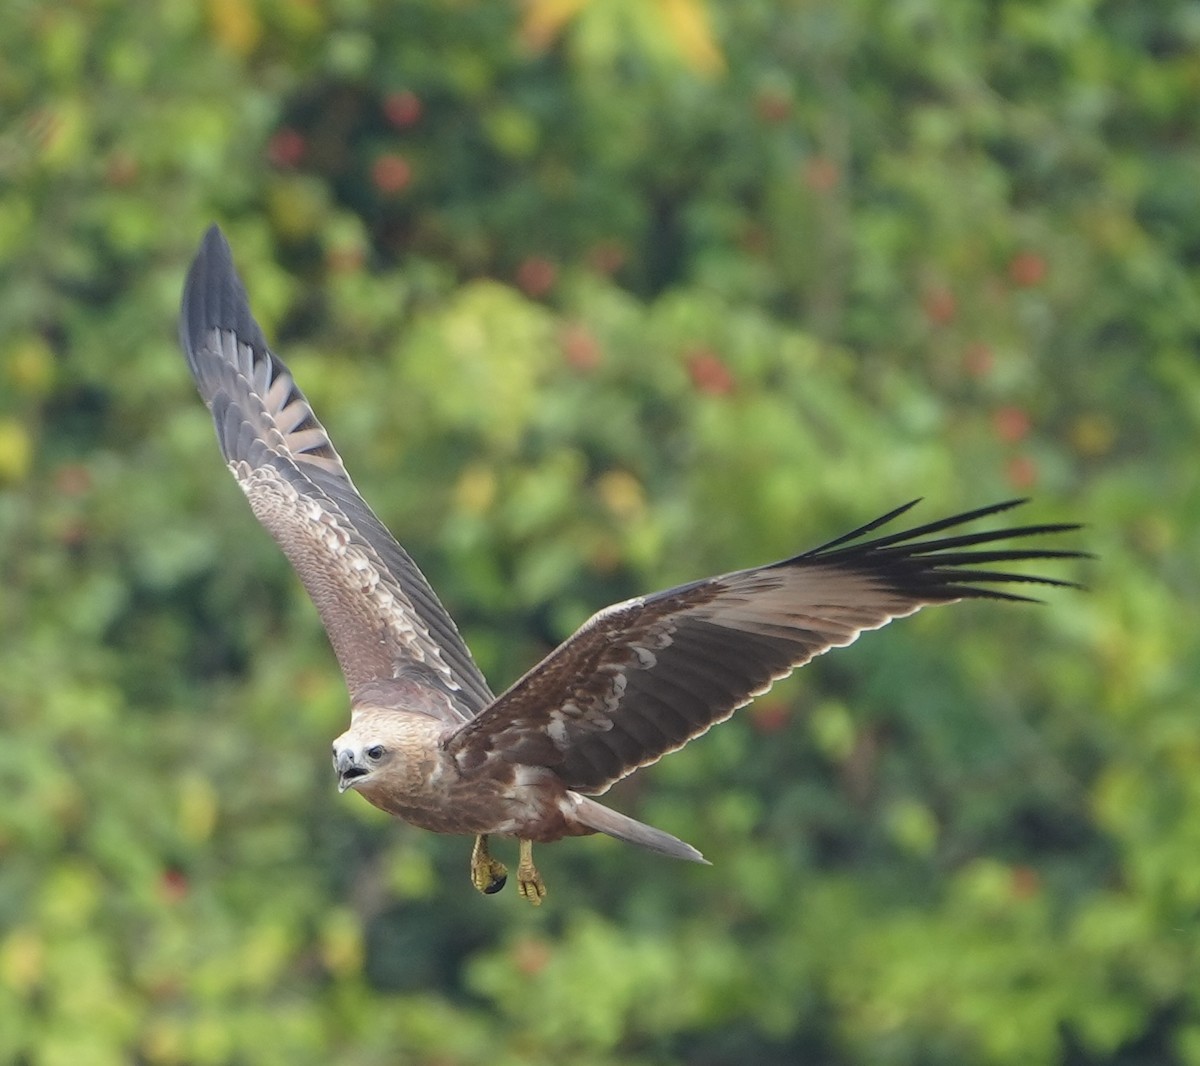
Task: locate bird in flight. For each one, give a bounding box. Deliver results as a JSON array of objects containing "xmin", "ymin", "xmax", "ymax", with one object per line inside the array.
[{"xmin": 179, "ymin": 225, "xmax": 1084, "ymax": 904}]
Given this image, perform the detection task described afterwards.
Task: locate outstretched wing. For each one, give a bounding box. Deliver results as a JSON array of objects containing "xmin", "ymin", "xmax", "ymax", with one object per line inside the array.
[
  {"xmin": 445, "ymin": 499, "xmax": 1085, "ymax": 791},
  {"xmin": 179, "ymin": 225, "xmax": 493, "ymax": 719}
]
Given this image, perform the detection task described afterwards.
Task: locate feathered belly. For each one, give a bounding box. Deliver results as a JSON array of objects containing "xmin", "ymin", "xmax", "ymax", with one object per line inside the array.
[{"xmin": 355, "ymin": 760, "xmax": 578, "ymax": 840}]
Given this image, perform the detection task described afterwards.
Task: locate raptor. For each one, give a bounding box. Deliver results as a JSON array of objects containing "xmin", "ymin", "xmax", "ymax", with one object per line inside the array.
[{"xmin": 179, "ymin": 225, "xmax": 1084, "ymax": 904}]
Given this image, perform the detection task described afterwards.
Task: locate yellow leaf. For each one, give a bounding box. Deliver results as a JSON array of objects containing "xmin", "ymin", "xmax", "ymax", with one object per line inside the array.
[
  {"xmin": 5, "ymin": 335, "xmax": 55, "ymax": 396},
  {"xmin": 208, "ymin": 0, "xmax": 262, "ymax": 55},
  {"xmin": 319, "ymin": 908, "xmax": 364, "ymax": 977},
  {"xmin": 597, "ymin": 469, "xmax": 645, "ymax": 521},
  {"xmin": 1069, "ymin": 412, "xmax": 1116, "ymax": 457},
  {"xmin": 520, "ymin": 0, "xmax": 590, "ymax": 51},
  {"xmin": 659, "ymin": 0, "xmax": 725, "ymax": 76},
  {"xmin": 178, "ymin": 773, "xmax": 218, "ymax": 843},
  {"xmin": 139, "ymin": 1020, "xmax": 186, "ymax": 1065},
  {"xmin": 0, "ymin": 929, "xmax": 44, "ymax": 994},
  {"xmin": 0, "ymin": 418, "xmax": 33, "ymax": 484},
  {"xmin": 456, "ymin": 464, "xmax": 497, "ymax": 516}
]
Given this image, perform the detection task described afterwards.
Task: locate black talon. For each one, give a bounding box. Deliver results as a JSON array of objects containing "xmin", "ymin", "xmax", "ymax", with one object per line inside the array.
[{"xmin": 484, "ymin": 872, "xmax": 507, "ymax": 894}]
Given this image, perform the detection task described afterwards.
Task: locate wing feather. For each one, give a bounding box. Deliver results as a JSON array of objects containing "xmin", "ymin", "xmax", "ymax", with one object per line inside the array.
[
  {"xmin": 445, "ymin": 500, "xmax": 1085, "ymax": 792},
  {"xmin": 179, "ymin": 225, "xmax": 493, "ymax": 718}
]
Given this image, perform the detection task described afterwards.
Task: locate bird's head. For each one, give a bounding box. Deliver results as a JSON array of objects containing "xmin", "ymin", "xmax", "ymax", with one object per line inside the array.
[{"xmin": 331, "ymin": 728, "xmax": 393, "ymax": 794}]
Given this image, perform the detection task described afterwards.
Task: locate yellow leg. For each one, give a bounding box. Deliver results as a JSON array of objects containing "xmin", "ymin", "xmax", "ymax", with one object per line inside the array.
[
  {"xmin": 470, "ymin": 834, "xmax": 507, "ymax": 895},
  {"xmin": 516, "ymin": 838, "xmax": 546, "ymax": 905}
]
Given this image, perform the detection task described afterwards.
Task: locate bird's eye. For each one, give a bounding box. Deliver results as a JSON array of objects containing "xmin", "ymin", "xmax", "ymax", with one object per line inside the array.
[{"xmin": 366, "ymin": 744, "xmax": 385, "ymax": 760}]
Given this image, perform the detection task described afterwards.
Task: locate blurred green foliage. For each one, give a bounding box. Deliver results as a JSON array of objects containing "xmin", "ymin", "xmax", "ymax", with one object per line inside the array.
[{"xmin": 0, "ymin": 0, "xmax": 1196, "ymax": 1062}]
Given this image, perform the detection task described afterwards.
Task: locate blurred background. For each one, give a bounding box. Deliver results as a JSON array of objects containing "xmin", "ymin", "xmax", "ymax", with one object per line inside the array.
[{"xmin": 0, "ymin": 0, "xmax": 1195, "ymax": 1063}]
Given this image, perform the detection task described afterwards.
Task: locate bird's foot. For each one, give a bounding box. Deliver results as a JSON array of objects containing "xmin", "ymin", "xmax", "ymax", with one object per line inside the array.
[
  {"xmin": 517, "ymin": 839, "xmax": 546, "ymax": 905},
  {"xmin": 470, "ymin": 835, "xmax": 507, "ymax": 895}
]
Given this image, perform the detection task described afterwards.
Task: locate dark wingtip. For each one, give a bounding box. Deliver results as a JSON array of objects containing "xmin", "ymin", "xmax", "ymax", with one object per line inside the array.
[
  {"xmin": 806, "ymin": 498, "xmax": 923, "ymax": 555},
  {"xmin": 179, "ymin": 223, "xmax": 270, "ymax": 369},
  {"xmin": 793, "ymin": 497, "xmax": 1089, "ymax": 604}
]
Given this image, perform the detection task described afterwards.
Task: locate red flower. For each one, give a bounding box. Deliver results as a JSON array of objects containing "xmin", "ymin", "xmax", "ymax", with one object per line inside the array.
[
  {"xmin": 751, "ymin": 701, "xmax": 790, "ymax": 734},
  {"xmin": 561, "ymin": 324, "xmax": 602, "ymax": 372},
  {"xmin": 686, "ymin": 349, "xmax": 736, "ymax": 396},
  {"xmin": 922, "ymin": 286, "xmax": 956, "ymax": 326},
  {"xmin": 1008, "ymin": 251, "xmax": 1047, "ymax": 288},
  {"xmin": 267, "ymin": 128, "xmax": 306, "ymax": 168},
  {"xmin": 371, "ymin": 154, "xmax": 412, "ymax": 195},
  {"xmin": 992, "ymin": 405, "xmax": 1032, "ymax": 444},
  {"xmin": 1005, "ymin": 455, "xmax": 1038, "ymax": 490},
  {"xmin": 754, "ymin": 89, "xmax": 792, "ymax": 124},
  {"xmin": 802, "ymin": 156, "xmax": 839, "ymax": 192},
  {"xmin": 159, "ymin": 868, "xmax": 189, "ymax": 904},
  {"xmin": 516, "ymin": 256, "xmax": 557, "ymax": 298},
  {"xmin": 963, "ymin": 342, "xmax": 994, "ymax": 379},
  {"xmin": 384, "ymin": 90, "xmax": 422, "ymax": 129}
]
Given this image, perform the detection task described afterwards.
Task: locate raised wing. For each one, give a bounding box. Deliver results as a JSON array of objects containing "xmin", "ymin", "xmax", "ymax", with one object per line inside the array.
[
  {"xmin": 179, "ymin": 225, "xmax": 493, "ymax": 719},
  {"xmin": 445, "ymin": 499, "xmax": 1085, "ymax": 791}
]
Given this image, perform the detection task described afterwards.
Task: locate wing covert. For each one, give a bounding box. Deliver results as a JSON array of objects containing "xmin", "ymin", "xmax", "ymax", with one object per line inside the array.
[{"xmin": 444, "ymin": 500, "xmax": 1085, "ymax": 791}]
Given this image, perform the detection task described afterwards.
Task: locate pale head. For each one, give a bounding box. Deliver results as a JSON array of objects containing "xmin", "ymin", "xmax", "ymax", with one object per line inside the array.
[
  {"xmin": 332, "ymin": 722, "xmax": 394, "ymax": 794},
  {"xmin": 331, "ymin": 704, "xmax": 449, "ymax": 796}
]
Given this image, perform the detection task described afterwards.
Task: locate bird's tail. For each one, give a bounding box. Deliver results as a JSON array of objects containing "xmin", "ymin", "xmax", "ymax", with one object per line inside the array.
[{"xmin": 562, "ymin": 793, "xmax": 709, "ymax": 864}]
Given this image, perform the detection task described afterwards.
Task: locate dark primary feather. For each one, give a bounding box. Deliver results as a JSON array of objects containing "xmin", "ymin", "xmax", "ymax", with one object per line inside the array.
[
  {"xmin": 446, "ymin": 500, "xmax": 1086, "ymax": 794},
  {"xmin": 179, "ymin": 225, "xmax": 494, "ymax": 718}
]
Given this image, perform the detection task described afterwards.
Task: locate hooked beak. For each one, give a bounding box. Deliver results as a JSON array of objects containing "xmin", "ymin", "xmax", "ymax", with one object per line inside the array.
[{"xmin": 335, "ymin": 750, "xmax": 370, "ymax": 793}]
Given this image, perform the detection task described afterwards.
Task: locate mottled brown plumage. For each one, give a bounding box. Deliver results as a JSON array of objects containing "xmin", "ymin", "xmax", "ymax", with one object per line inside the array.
[{"xmin": 179, "ymin": 225, "xmax": 1086, "ymax": 903}]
